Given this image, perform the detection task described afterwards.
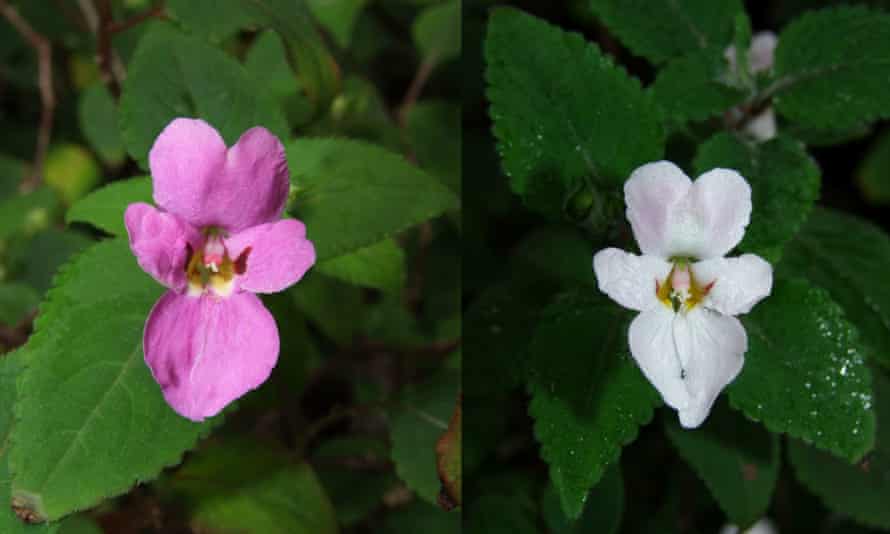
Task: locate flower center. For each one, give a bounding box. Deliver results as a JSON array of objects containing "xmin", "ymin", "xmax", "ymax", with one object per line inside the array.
[
  {"xmin": 185, "ymin": 230, "xmax": 246, "ymax": 298},
  {"xmin": 656, "ymin": 261, "xmax": 713, "ymax": 313}
]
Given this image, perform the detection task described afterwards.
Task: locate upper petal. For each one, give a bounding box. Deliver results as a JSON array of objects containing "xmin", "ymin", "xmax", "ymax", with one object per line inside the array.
[
  {"xmin": 625, "ymin": 161, "xmax": 692, "ymax": 257},
  {"xmin": 694, "ymin": 254, "xmax": 773, "ymax": 316},
  {"xmin": 628, "ymin": 307, "xmax": 690, "ymax": 411},
  {"xmin": 593, "ymin": 248, "xmax": 672, "ymax": 311},
  {"xmin": 143, "ymin": 291, "xmax": 280, "ymax": 421},
  {"xmin": 149, "ymin": 119, "xmax": 289, "ymax": 233},
  {"xmin": 672, "ymin": 307, "xmax": 747, "ymax": 428},
  {"xmin": 124, "ymin": 202, "xmax": 198, "ymax": 292},
  {"xmin": 225, "ymin": 218, "xmax": 316, "ymax": 294},
  {"xmin": 749, "ymin": 32, "xmax": 778, "ymax": 74}
]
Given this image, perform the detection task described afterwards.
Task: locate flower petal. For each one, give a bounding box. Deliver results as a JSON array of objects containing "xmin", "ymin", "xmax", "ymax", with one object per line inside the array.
[
  {"xmin": 124, "ymin": 202, "xmax": 198, "ymax": 291},
  {"xmin": 672, "ymin": 307, "xmax": 746, "ymax": 428},
  {"xmin": 694, "ymin": 254, "xmax": 773, "ymax": 316},
  {"xmin": 628, "ymin": 307, "xmax": 690, "ymax": 411},
  {"xmin": 625, "ymin": 161, "xmax": 692, "ymax": 257},
  {"xmin": 749, "ymin": 32, "xmax": 778, "ymax": 74},
  {"xmin": 745, "ymin": 108, "xmax": 777, "ymax": 142},
  {"xmin": 144, "ymin": 291, "xmax": 279, "ymax": 421},
  {"xmin": 149, "ymin": 119, "xmax": 289, "ymax": 233},
  {"xmin": 593, "ymin": 248, "xmax": 672, "ymax": 311},
  {"xmin": 225, "ymin": 219, "xmax": 316, "ymax": 294}
]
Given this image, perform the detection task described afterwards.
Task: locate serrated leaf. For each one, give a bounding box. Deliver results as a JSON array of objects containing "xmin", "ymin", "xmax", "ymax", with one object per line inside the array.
[
  {"xmin": 665, "ymin": 401, "xmax": 779, "ymax": 529},
  {"xmin": 485, "ymin": 8, "xmax": 663, "ymax": 219},
  {"xmin": 527, "ymin": 290, "xmax": 661, "ymax": 519},
  {"xmin": 693, "ymin": 133, "xmax": 820, "ymax": 262},
  {"xmin": 10, "ymin": 239, "xmax": 221, "ymax": 521},
  {"xmin": 390, "ymin": 369, "xmax": 460, "ymax": 505},
  {"xmin": 316, "ymin": 238, "xmax": 404, "ymax": 294},
  {"xmin": 789, "ymin": 370, "xmax": 890, "ymax": 529},
  {"xmin": 772, "ymin": 6, "xmax": 890, "ymax": 131},
  {"xmin": 779, "ymin": 208, "xmax": 890, "ymax": 370},
  {"xmin": 308, "ymin": 0, "xmax": 368, "ymax": 49},
  {"xmin": 120, "ymin": 22, "xmax": 289, "ymax": 168},
  {"xmin": 286, "ymin": 138, "xmax": 458, "ymax": 261},
  {"xmin": 728, "ymin": 278, "xmax": 875, "ymax": 462},
  {"xmin": 540, "ymin": 464, "xmax": 624, "ymax": 534},
  {"xmin": 166, "ymin": 438, "xmax": 338, "ymax": 534},
  {"xmin": 413, "ymin": 0, "xmax": 460, "ymax": 65},
  {"xmin": 856, "ymin": 128, "xmax": 890, "ymax": 205},
  {"xmin": 407, "ymin": 101, "xmax": 460, "ymax": 194},
  {"xmin": 78, "ymin": 84, "xmax": 125, "ymax": 166},
  {"xmin": 0, "ymin": 283, "xmax": 39, "ymax": 326},
  {"xmin": 586, "ymin": 0, "xmax": 743, "ymax": 64},
  {"xmin": 65, "ymin": 177, "xmax": 151, "ymax": 236}
]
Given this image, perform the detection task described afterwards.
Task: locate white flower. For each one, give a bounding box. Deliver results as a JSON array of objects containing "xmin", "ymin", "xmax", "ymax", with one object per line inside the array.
[
  {"xmin": 593, "ymin": 161, "xmax": 772, "ymax": 428},
  {"xmin": 720, "ymin": 518, "xmax": 779, "ymax": 534},
  {"xmin": 725, "ymin": 32, "xmax": 779, "ymax": 142}
]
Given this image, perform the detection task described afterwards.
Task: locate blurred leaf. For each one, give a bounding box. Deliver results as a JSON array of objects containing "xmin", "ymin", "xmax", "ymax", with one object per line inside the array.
[
  {"xmin": 286, "ymin": 138, "xmax": 458, "ymax": 261},
  {"xmin": 166, "ymin": 0, "xmax": 257, "ymax": 43},
  {"xmin": 291, "ymin": 271, "xmax": 363, "ymax": 345},
  {"xmin": 435, "ymin": 398, "xmax": 461, "ymax": 508},
  {"xmin": 465, "ymin": 494, "xmax": 537, "ymax": 534},
  {"xmin": 11, "ymin": 229, "xmax": 93, "ymax": 294},
  {"xmin": 10, "ymin": 239, "xmax": 221, "ymax": 521},
  {"xmin": 857, "ymin": 128, "xmax": 890, "ymax": 205},
  {"xmin": 485, "ymin": 8, "xmax": 663, "ymax": 218},
  {"xmin": 66, "ymin": 177, "xmax": 152, "ymax": 237},
  {"xmin": 309, "ymin": 77, "xmax": 401, "ymax": 150},
  {"xmin": 44, "ymin": 145, "xmax": 101, "ymax": 206},
  {"xmin": 78, "ymin": 84, "xmax": 126, "ymax": 166},
  {"xmin": 121, "ymin": 22, "xmax": 288, "ymax": 168},
  {"xmin": 693, "ymin": 133, "xmax": 820, "ymax": 262},
  {"xmin": 316, "ymin": 238, "xmax": 404, "ymax": 295},
  {"xmin": 308, "ymin": 0, "xmax": 368, "ymax": 48},
  {"xmin": 0, "ymin": 283, "xmax": 39, "ymax": 326},
  {"xmin": 0, "ymin": 188, "xmax": 57, "ymax": 240},
  {"xmin": 541, "ymin": 464, "xmax": 624, "ymax": 534},
  {"xmin": 779, "ymin": 208, "xmax": 890, "ymax": 370},
  {"xmin": 407, "ymin": 101, "xmax": 461, "ymax": 194},
  {"xmin": 527, "ymin": 290, "xmax": 660, "ymax": 519},
  {"xmin": 512, "ymin": 226, "xmax": 596, "ymax": 288},
  {"xmin": 729, "ymin": 279, "xmax": 875, "ymax": 462},
  {"xmin": 413, "ymin": 0, "xmax": 461, "ymax": 66},
  {"xmin": 0, "ymin": 154, "xmax": 26, "ymax": 200},
  {"xmin": 244, "ymin": 30, "xmax": 313, "ymax": 127},
  {"xmin": 773, "ymin": 6, "xmax": 890, "ymax": 131},
  {"xmin": 586, "ymin": 0, "xmax": 743, "ymax": 64},
  {"xmin": 789, "ymin": 370, "xmax": 890, "ymax": 530},
  {"xmin": 316, "ymin": 468, "xmax": 397, "ymax": 527},
  {"xmin": 381, "ymin": 501, "xmax": 459, "ymax": 534},
  {"xmin": 665, "ymin": 401, "xmax": 779, "ymax": 529},
  {"xmin": 168, "ymin": 438, "xmax": 338, "ymax": 534},
  {"xmin": 390, "ymin": 369, "xmax": 460, "ymax": 505}
]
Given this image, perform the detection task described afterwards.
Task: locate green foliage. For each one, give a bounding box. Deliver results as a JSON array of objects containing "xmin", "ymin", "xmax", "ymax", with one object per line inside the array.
[
  {"xmin": 665, "ymin": 402, "xmax": 780, "ymax": 529},
  {"xmin": 693, "ymin": 133, "xmax": 820, "ymax": 262},
  {"xmin": 540, "ymin": 465, "xmax": 624, "ymax": 534},
  {"xmin": 390, "ymin": 369, "xmax": 460, "ymax": 505},
  {"xmin": 308, "ymin": 0, "xmax": 368, "ymax": 48},
  {"xmin": 773, "ymin": 6, "xmax": 890, "ymax": 131},
  {"xmin": 165, "ymin": 438, "xmax": 338, "ymax": 534},
  {"xmin": 413, "ymin": 0, "xmax": 461, "ymax": 66},
  {"xmin": 585, "ymin": 0, "xmax": 743, "ymax": 64},
  {"xmin": 485, "ymin": 8, "xmax": 663, "ymax": 218},
  {"xmin": 856, "ymin": 128, "xmax": 890, "ymax": 205},
  {"xmin": 316, "ymin": 238, "xmax": 405, "ymax": 295},
  {"xmin": 10, "ymin": 239, "xmax": 221, "ymax": 521},
  {"xmin": 407, "ymin": 101, "xmax": 461, "ymax": 194},
  {"xmin": 789, "ymin": 371, "xmax": 890, "ymax": 530},
  {"xmin": 527, "ymin": 290, "xmax": 660, "ymax": 519},
  {"xmin": 11, "ymin": 229, "xmax": 93, "ymax": 294},
  {"xmin": 291, "ymin": 271, "xmax": 363, "ymax": 345},
  {"xmin": 166, "ymin": 0, "xmax": 257, "ymax": 43},
  {"xmin": 0, "ymin": 188, "xmax": 57, "ymax": 240},
  {"xmin": 512, "ymin": 226, "xmax": 597, "ymax": 288},
  {"xmin": 728, "ymin": 279, "xmax": 875, "ymax": 462},
  {"xmin": 78, "ymin": 84, "xmax": 125, "ymax": 166},
  {"xmin": 0, "ymin": 283, "xmax": 39, "ymax": 326},
  {"xmin": 120, "ymin": 22, "xmax": 289, "ymax": 168},
  {"xmin": 780, "ymin": 208, "xmax": 890, "ymax": 370},
  {"xmin": 243, "ymin": 31, "xmax": 313, "ymax": 127},
  {"xmin": 381, "ymin": 501, "xmax": 459, "ymax": 534},
  {"xmin": 286, "ymin": 138, "xmax": 458, "ymax": 261},
  {"xmin": 65, "ymin": 177, "xmax": 151, "ymax": 237},
  {"xmin": 44, "ymin": 145, "xmax": 101, "ymax": 206}
]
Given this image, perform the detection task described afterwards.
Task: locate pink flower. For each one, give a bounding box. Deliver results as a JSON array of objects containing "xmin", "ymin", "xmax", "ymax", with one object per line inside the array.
[{"xmin": 124, "ymin": 118, "xmax": 316, "ymax": 421}]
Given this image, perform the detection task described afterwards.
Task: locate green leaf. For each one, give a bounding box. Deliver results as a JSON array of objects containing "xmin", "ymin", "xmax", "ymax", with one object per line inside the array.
[
  {"xmin": 0, "ymin": 188, "xmax": 57, "ymax": 240},
  {"xmin": 166, "ymin": 438, "xmax": 338, "ymax": 534},
  {"xmin": 55, "ymin": 516, "xmax": 102, "ymax": 534},
  {"xmin": 66, "ymin": 177, "xmax": 151, "ymax": 236},
  {"xmin": 665, "ymin": 401, "xmax": 779, "ymax": 529},
  {"xmin": 586, "ymin": 0, "xmax": 743, "ymax": 64},
  {"xmin": 772, "ymin": 6, "xmax": 890, "ymax": 131},
  {"xmin": 527, "ymin": 290, "xmax": 660, "ymax": 519},
  {"xmin": 857, "ymin": 128, "xmax": 890, "ymax": 205},
  {"xmin": 381, "ymin": 501, "xmax": 459, "ymax": 534},
  {"xmin": 650, "ymin": 48, "xmax": 745, "ymax": 129},
  {"xmin": 541, "ymin": 464, "xmax": 624, "ymax": 534},
  {"xmin": 512, "ymin": 226, "xmax": 597, "ymax": 288},
  {"xmin": 120, "ymin": 22, "xmax": 289, "ymax": 168},
  {"xmin": 413, "ymin": 0, "xmax": 461, "ymax": 66},
  {"xmin": 10, "ymin": 239, "xmax": 221, "ymax": 521},
  {"xmin": 0, "ymin": 283, "xmax": 38, "ymax": 326},
  {"xmin": 485, "ymin": 8, "xmax": 663, "ymax": 218},
  {"xmin": 291, "ymin": 271, "xmax": 363, "ymax": 345},
  {"xmin": 244, "ymin": 30, "xmax": 313, "ymax": 128},
  {"xmin": 307, "ymin": 0, "xmax": 368, "ymax": 48},
  {"xmin": 286, "ymin": 138, "xmax": 458, "ymax": 261},
  {"xmin": 10, "ymin": 229, "xmax": 94, "ymax": 294},
  {"xmin": 314, "ymin": 437, "xmax": 395, "ymax": 526},
  {"xmin": 390, "ymin": 369, "xmax": 460, "ymax": 505},
  {"xmin": 779, "ymin": 208, "xmax": 890, "ymax": 370},
  {"xmin": 316, "ymin": 238, "xmax": 404, "ymax": 295},
  {"xmin": 407, "ymin": 101, "xmax": 460, "ymax": 194},
  {"xmin": 78, "ymin": 84, "xmax": 125, "ymax": 166},
  {"xmin": 789, "ymin": 370, "xmax": 890, "ymax": 530},
  {"xmin": 693, "ymin": 133, "xmax": 820, "ymax": 262},
  {"xmin": 166, "ymin": 0, "xmax": 256, "ymax": 43},
  {"xmin": 728, "ymin": 278, "xmax": 875, "ymax": 462}
]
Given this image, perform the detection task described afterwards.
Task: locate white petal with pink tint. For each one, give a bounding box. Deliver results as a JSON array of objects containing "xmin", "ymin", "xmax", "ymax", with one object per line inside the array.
[{"xmin": 593, "ymin": 248, "xmax": 671, "ymax": 312}]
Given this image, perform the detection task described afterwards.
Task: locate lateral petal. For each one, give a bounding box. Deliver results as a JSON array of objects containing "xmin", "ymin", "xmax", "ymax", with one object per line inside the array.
[
  {"xmin": 224, "ymin": 219, "xmax": 316, "ymax": 294},
  {"xmin": 593, "ymin": 248, "xmax": 672, "ymax": 311},
  {"xmin": 693, "ymin": 254, "xmax": 773, "ymax": 316},
  {"xmin": 124, "ymin": 202, "xmax": 198, "ymax": 292}
]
